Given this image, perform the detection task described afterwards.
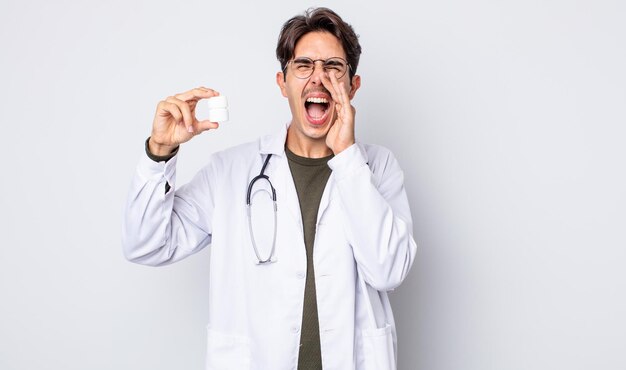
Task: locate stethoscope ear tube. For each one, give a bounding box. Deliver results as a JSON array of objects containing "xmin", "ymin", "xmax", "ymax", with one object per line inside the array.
[{"xmin": 246, "ymin": 154, "xmax": 275, "ymax": 205}]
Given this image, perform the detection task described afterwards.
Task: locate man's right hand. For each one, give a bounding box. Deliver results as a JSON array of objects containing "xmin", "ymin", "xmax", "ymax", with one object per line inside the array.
[{"xmin": 149, "ymin": 87, "xmax": 220, "ymax": 156}]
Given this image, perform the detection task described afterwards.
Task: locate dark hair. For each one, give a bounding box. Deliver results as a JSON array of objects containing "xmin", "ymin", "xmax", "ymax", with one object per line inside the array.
[{"xmin": 276, "ymin": 7, "xmax": 362, "ymax": 80}]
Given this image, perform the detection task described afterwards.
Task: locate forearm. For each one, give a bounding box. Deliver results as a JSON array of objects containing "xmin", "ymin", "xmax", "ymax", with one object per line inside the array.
[
  {"xmin": 122, "ymin": 153, "xmax": 212, "ymax": 266},
  {"xmin": 329, "ymin": 144, "xmax": 417, "ymax": 291}
]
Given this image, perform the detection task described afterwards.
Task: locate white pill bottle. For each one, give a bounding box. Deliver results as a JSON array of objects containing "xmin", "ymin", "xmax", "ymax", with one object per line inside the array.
[{"xmin": 207, "ymin": 95, "xmax": 229, "ymax": 122}]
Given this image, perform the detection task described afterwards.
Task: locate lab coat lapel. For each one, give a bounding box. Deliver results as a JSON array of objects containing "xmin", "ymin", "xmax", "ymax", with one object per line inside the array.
[
  {"xmin": 258, "ymin": 122, "xmax": 340, "ymax": 231},
  {"xmin": 258, "ymin": 124, "xmax": 303, "ymax": 234},
  {"xmin": 273, "ymin": 153, "xmax": 303, "ymax": 234},
  {"xmin": 317, "ymin": 143, "xmax": 368, "ymax": 224}
]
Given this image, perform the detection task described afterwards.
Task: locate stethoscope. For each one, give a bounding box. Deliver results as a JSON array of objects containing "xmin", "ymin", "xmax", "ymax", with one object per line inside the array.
[{"xmin": 246, "ymin": 154, "xmax": 277, "ymax": 264}]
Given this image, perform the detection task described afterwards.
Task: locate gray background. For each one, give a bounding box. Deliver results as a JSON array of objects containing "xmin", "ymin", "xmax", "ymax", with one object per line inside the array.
[{"xmin": 1, "ymin": 0, "xmax": 625, "ymax": 369}]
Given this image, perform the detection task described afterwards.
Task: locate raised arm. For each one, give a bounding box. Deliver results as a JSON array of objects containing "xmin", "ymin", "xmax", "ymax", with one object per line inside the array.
[
  {"xmin": 121, "ymin": 87, "xmax": 221, "ymax": 266},
  {"xmin": 329, "ymin": 144, "xmax": 417, "ymax": 291}
]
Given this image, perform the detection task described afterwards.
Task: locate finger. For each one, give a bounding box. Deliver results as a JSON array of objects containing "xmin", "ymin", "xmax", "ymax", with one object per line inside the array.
[
  {"xmin": 329, "ymin": 72, "xmax": 350, "ymax": 108},
  {"xmin": 331, "ymin": 73, "xmax": 350, "ymax": 106},
  {"xmin": 320, "ymin": 73, "xmax": 341, "ymax": 105},
  {"xmin": 197, "ymin": 86, "xmax": 218, "ymax": 94},
  {"xmin": 165, "ymin": 96, "xmax": 194, "ymax": 130},
  {"xmin": 157, "ymin": 101, "xmax": 183, "ymax": 123},
  {"xmin": 175, "ymin": 87, "xmax": 220, "ymax": 103},
  {"xmin": 195, "ymin": 120, "xmax": 219, "ymax": 132},
  {"xmin": 324, "ymin": 77, "xmax": 347, "ymax": 122},
  {"xmin": 194, "ymin": 86, "xmax": 214, "ymax": 95}
]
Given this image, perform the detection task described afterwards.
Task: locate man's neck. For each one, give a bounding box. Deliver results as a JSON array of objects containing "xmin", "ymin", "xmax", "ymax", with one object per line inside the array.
[{"xmin": 286, "ymin": 128, "xmax": 333, "ymax": 158}]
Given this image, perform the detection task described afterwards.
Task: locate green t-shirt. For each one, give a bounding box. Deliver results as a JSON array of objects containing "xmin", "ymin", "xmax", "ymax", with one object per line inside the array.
[{"xmin": 286, "ymin": 147, "xmax": 333, "ymax": 370}]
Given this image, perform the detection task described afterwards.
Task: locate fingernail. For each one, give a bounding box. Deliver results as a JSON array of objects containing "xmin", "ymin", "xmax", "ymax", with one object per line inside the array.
[{"xmin": 187, "ymin": 126, "xmax": 193, "ymax": 133}]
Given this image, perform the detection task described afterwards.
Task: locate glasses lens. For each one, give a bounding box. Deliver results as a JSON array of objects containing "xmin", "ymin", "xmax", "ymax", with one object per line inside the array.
[
  {"xmin": 324, "ymin": 58, "xmax": 348, "ymax": 79},
  {"xmin": 292, "ymin": 59, "xmax": 315, "ymax": 79},
  {"xmin": 290, "ymin": 58, "xmax": 349, "ymax": 79}
]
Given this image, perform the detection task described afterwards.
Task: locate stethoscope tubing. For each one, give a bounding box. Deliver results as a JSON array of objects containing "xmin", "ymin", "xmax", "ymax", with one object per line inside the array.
[{"xmin": 246, "ymin": 154, "xmax": 278, "ymax": 264}]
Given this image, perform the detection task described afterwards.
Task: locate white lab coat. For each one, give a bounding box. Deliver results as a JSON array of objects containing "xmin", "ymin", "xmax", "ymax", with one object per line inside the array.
[{"xmin": 122, "ymin": 123, "xmax": 417, "ymax": 370}]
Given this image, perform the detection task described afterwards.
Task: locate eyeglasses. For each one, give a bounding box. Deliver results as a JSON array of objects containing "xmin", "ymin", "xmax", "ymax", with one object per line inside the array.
[{"xmin": 285, "ymin": 57, "xmax": 351, "ymax": 79}]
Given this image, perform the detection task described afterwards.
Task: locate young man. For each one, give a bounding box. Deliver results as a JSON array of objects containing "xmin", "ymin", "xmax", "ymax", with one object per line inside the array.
[{"xmin": 123, "ymin": 7, "xmax": 417, "ymax": 370}]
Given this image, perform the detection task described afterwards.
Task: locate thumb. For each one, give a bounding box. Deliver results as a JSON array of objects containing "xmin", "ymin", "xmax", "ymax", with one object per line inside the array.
[{"xmin": 196, "ymin": 120, "xmax": 220, "ymax": 132}]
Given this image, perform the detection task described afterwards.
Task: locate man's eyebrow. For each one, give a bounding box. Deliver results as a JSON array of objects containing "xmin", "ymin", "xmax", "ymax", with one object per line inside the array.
[
  {"xmin": 293, "ymin": 57, "xmax": 313, "ymax": 63},
  {"xmin": 324, "ymin": 59, "xmax": 344, "ymax": 66}
]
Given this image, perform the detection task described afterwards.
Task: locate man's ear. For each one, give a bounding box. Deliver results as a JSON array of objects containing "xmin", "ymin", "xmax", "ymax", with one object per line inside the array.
[
  {"xmin": 276, "ymin": 72, "xmax": 287, "ymax": 97},
  {"xmin": 348, "ymin": 74, "xmax": 361, "ymax": 99}
]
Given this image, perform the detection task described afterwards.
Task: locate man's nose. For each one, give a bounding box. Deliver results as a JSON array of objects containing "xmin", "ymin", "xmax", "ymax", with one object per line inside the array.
[{"xmin": 308, "ymin": 61, "xmax": 327, "ymax": 83}]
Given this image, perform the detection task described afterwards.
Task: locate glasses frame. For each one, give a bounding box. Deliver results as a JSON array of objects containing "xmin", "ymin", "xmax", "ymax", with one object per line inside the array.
[{"xmin": 284, "ymin": 56, "xmax": 352, "ymax": 80}]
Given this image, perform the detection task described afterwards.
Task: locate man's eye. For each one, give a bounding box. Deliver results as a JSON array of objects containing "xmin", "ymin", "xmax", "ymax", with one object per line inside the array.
[{"xmin": 295, "ymin": 63, "xmax": 313, "ymax": 70}]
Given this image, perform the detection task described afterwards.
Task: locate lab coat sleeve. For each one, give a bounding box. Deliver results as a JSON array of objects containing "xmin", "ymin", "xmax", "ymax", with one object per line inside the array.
[
  {"xmin": 328, "ymin": 144, "xmax": 417, "ymax": 291},
  {"xmin": 122, "ymin": 151, "xmax": 215, "ymax": 266}
]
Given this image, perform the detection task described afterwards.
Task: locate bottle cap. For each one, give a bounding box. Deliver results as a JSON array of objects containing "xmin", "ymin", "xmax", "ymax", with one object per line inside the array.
[{"xmin": 207, "ymin": 95, "xmax": 228, "ymax": 109}]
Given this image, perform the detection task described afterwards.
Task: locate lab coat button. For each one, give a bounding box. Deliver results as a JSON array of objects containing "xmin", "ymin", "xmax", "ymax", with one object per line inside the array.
[
  {"xmin": 296, "ymin": 271, "xmax": 305, "ymax": 279},
  {"xmin": 291, "ymin": 326, "xmax": 300, "ymax": 333}
]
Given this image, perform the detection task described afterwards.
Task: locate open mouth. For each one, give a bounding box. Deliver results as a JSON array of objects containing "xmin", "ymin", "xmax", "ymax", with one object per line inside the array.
[{"xmin": 304, "ymin": 96, "xmax": 331, "ymax": 125}]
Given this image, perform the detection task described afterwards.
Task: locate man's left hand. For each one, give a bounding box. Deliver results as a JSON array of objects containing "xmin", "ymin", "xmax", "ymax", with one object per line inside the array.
[{"xmin": 322, "ymin": 72, "xmax": 356, "ymax": 155}]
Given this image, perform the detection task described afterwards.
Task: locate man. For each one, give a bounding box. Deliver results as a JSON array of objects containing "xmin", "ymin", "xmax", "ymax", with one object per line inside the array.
[{"xmin": 123, "ymin": 7, "xmax": 417, "ymax": 370}]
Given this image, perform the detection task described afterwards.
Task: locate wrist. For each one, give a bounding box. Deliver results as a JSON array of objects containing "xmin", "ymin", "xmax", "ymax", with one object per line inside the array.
[
  {"xmin": 148, "ymin": 137, "xmax": 178, "ymax": 157},
  {"xmin": 332, "ymin": 140, "xmax": 355, "ymax": 155}
]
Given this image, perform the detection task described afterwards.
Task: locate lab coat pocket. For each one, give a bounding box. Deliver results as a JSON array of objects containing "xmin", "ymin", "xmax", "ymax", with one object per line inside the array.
[
  {"xmin": 361, "ymin": 323, "xmax": 396, "ymax": 370},
  {"xmin": 206, "ymin": 326, "xmax": 251, "ymax": 370}
]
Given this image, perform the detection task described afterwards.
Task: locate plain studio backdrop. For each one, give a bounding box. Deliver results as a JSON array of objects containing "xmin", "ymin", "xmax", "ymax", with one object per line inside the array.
[{"xmin": 1, "ymin": 0, "xmax": 625, "ymax": 369}]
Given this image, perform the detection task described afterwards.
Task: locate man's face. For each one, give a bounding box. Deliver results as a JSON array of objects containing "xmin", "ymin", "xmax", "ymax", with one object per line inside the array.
[{"xmin": 277, "ymin": 31, "xmax": 360, "ymax": 146}]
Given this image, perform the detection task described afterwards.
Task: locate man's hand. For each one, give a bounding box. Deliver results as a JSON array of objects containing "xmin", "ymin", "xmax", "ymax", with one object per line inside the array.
[
  {"xmin": 149, "ymin": 87, "xmax": 220, "ymax": 156},
  {"xmin": 322, "ymin": 72, "xmax": 356, "ymax": 155}
]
